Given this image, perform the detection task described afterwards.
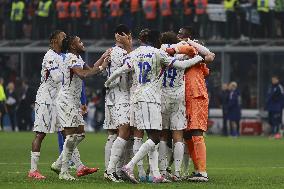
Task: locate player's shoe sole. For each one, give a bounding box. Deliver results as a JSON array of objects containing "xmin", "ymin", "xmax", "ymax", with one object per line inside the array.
[{"xmin": 188, "ymin": 173, "xmax": 209, "ymax": 182}]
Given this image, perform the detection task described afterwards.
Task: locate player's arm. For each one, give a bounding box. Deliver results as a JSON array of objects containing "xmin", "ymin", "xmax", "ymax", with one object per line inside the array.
[
  {"xmin": 46, "ymin": 59, "xmax": 63, "ymax": 83},
  {"xmin": 187, "ymin": 39, "xmax": 215, "ymax": 63},
  {"xmin": 84, "ymin": 48, "xmax": 112, "ymax": 70},
  {"xmin": 72, "ymin": 58, "xmax": 109, "ymax": 79},
  {"xmin": 105, "ymin": 61, "xmax": 133, "ymax": 87},
  {"xmin": 160, "ymin": 50, "xmax": 203, "ymax": 69}
]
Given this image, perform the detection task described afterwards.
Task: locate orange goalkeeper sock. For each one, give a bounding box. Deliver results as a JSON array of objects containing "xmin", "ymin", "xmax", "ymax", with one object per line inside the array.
[{"xmin": 192, "ymin": 136, "xmax": 207, "ymax": 173}]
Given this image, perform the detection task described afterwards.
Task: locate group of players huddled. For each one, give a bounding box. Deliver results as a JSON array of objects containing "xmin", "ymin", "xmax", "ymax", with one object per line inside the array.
[{"xmin": 27, "ymin": 24, "xmax": 215, "ymax": 183}]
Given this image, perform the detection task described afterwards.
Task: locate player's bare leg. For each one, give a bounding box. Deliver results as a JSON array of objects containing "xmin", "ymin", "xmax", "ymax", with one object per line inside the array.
[
  {"xmin": 172, "ymin": 130, "xmax": 184, "ymax": 181},
  {"xmin": 106, "ymin": 123, "xmax": 130, "ymax": 182},
  {"xmin": 28, "ymin": 132, "xmax": 46, "ymax": 179}
]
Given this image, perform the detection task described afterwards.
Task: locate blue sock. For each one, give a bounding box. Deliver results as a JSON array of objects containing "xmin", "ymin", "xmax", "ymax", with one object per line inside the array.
[{"xmin": 57, "ymin": 131, "xmax": 64, "ymax": 154}]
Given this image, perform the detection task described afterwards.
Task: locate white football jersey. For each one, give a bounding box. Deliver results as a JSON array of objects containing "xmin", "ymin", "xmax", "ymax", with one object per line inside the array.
[
  {"xmin": 125, "ymin": 46, "xmax": 175, "ymax": 104},
  {"xmin": 161, "ymin": 44, "xmax": 185, "ymax": 100},
  {"xmin": 35, "ymin": 49, "xmax": 64, "ymax": 104},
  {"xmin": 105, "ymin": 45, "xmax": 130, "ymax": 106},
  {"xmin": 56, "ymin": 53, "xmax": 84, "ymax": 106}
]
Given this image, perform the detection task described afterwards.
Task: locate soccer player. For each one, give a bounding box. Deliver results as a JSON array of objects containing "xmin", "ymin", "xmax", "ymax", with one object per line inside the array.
[
  {"xmin": 28, "ymin": 30, "xmax": 67, "ymax": 179},
  {"xmin": 177, "ymin": 26, "xmax": 215, "ymax": 182},
  {"xmin": 105, "ymin": 29, "xmax": 206, "ymax": 184},
  {"xmin": 103, "ymin": 24, "xmax": 133, "ymax": 182},
  {"xmin": 53, "ymin": 35, "xmax": 110, "ymax": 180},
  {"xmin": 158, "ymin": 31, "xmax": 188, "ymax": 181}
]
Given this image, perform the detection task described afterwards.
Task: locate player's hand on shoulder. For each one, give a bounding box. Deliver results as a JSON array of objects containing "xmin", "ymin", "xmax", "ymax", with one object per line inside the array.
[
  {"xmin": 102, "ymin": 48, "xmax": 112, "ymax": 59},
  {"xmin": 80, "ymin": 105, "xmax": 88, "ymax": 115}
]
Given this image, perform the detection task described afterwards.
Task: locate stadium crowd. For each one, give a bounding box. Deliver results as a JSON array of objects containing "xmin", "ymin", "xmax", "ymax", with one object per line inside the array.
[{"xmin": 0, "ymin": 0, "xmax": 283, "ymax": 40}]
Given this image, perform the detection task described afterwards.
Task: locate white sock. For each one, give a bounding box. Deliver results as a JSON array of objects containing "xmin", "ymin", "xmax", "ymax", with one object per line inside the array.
[
  {"xmin": 54, "ymin": 152, "xmax": 63, "ymax": 167},
  {"xmin": 158, "ymin": 141, "xmax": 168, "ymax": 176},
  {"xmin": 30, "ymin": 151, "xmax": 40, "ymax": 172},
  {"xmin": 173, "ymin": 142, "xmax": 184, "ymax": 177},
  {"xmin": 149, "ymin": 145, "xmax": 161, "ymax": 178},
  {"xmin": 116, "ymin": 153, "xmax": 124, "ymax": 177},
  {"xmin": 167, "ymin": 145, "xmax": 173, "ymax": 167},
  {"xmin": 124, "ymin": 138, "xmax": 134, "ymax": 164},
  {"xmin": 75, "ymin": 133, "xmax": 85, "ymax": 146},
  {"xmin": 107, "ymin": 137, "xmax": 127, "ymax": 174},
  {"xmin": 72, "ymin": 148, "xmax": 84, "ymax": 171},
  {"xmin": 61, "ymin": 134, "xmax": 77, "ymax": 173},
  {"xmin": 133, "ymin": 137, "xmax": 146, "ymax": 177},
  {"xmin": 127, "ymin": 139, "xmax": 155, "ymax": 169},
  {"xmin": 104, "ymin": 134, "xmax": 117, "ymax": 170},
  {"xmin": 183, "ymin": 143, "xmax": 190, "ymax": 175}
]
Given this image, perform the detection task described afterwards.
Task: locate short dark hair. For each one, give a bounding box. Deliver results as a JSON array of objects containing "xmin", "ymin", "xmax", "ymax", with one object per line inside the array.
[
  {"xmin": 271, "ymin": 75, "xmax": 279, "ymax": 79},
  {"xmin": 49, "ymin": 30, "xmax": 64, "ymax": 44},
  {"xmin": 181, "ymin": 26, "xmax": 194, "ymax": 38},
  {"xmin": 147, "ymin": 30, "xmax": 161, "ymax": 48},
  {"xmin": 114, "ymin": 24, "xmax": 130, "ymax": 35},
  {"xmin": 160, "ymin": 31, "xmax": 178, "ymax": 45},
  {"xmin": 61, "ymin": 35, "xmax": 76, "ymax": 53},
  {"xmin": 138, "ymin": 28, "xmax": 150, "ymax": 43}
]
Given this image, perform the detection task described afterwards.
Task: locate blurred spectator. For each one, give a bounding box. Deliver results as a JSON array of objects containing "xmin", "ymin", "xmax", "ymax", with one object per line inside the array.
[
  {"xmin": 36, "ymin": 0, "xmax": 53, "ymax": 39},
  {"xmin": 183, "ymin": 0, "xmax": 195, "ymax": 27},
  {"xmin": 239, "ymin": 0, "xmax": 250, "ymax": 40},
  {"xmin": 128, "ymin": 0, "xmax": 142, "ymax": 37},
  {"xmin": 265, "ymin": 75, "xmax": 284, "ymax": 138},
  {"xmin": 10, "ymin": 0, "xmax": 25, "ymax": 39},
  {"xmin": 56, "ymin": 0, "xmax": 70, "ymax": 34},
  {"xmin": 194, "ymin": 0, "xmax": 208, "ymax": 39},
  {"xmin": 108, "ymin": 0, "xmax": 123, "ymax": 37},
  {"xmin": 275, "ymin": 0, "xmax": 284, "ymax": 38},
  {"xmin": 142, "ymin": 0, "xmax": 158, "ymax": 30},
  {"xmin": 5, "ymin": 82, "xmax": 17, "ymax": 131},
  {"xmin": 220, "ymin": 83, "xmax": 230, "ymax": 136},
  {"xmin": 224, "ymin": 0, "xmax": 239, "ymax": 39},
  {"xmin": 257, "ymin": 0, "xmax": 270, "ymax": 38},
  {"xmin": 228, "ymin": 81, "xmax": 241, "ymax": 137},
  {"xmin": 70, "ymin": 0, "xmax": 83, "ymax": 36},
  {"xmin": 0, "ymin": 77, "xmax": 6, "ymax": 131},
  {"xmin": 158, "ymin": 0, "xmax": 174, "ymax": 31},
  {"xmin": 88, "ymin": 0, "xmax": 103, "ymax": 39},
  {"xmin": 16, "ymin": 80, "xmax": 35, "ymax": 131}
]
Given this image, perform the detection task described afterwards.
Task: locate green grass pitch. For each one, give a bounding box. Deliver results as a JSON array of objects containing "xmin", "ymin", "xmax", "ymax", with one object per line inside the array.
[{"xmin": 0, "ymin": 132, "xmax": 283, "ymax": 189}]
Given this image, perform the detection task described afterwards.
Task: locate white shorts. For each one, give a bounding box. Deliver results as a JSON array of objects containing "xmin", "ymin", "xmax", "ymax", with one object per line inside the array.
[
  {"xmin": 103, "ymin": 103, "xmax": 130, "ymax": 130},
  {"xmin": 134, "ymin": 102, "xmax": 162, "ymax": 130},
  {"xmin": 161, "ymin": 97, "xmax": 186, "ymax": 130},
  {"xmin": 33, "ymin": 102, "xmax": 61, "ymax": 133},
  {"xmin": 56, "ymin": 102, "xmax": 85, "ymax": 128}
]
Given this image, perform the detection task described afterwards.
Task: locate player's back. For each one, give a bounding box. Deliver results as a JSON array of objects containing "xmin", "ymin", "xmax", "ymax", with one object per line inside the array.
[
  {"xmin": 128, "ymin": 45, "xmax": 166, "ymax": 104},
  {"xmin": 57, "ymin": 53, "xmax": 84, "ymax": 105},
  {"xmin": 105, "ymin": 45, "xmax": 130, "ymax": 105},
  {"xmin": 35, "ymin": 49, "xmax": 63, "ymax": 104},
  {"xmin": 161, "ymin": 44, "xmax": 185, "ymax": 100}
]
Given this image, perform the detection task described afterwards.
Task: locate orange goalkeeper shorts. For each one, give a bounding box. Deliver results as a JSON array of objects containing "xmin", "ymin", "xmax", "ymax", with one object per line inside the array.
[{"xmin": 186, "ymin": 96, "xmax": 209, "ymax": 132}]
